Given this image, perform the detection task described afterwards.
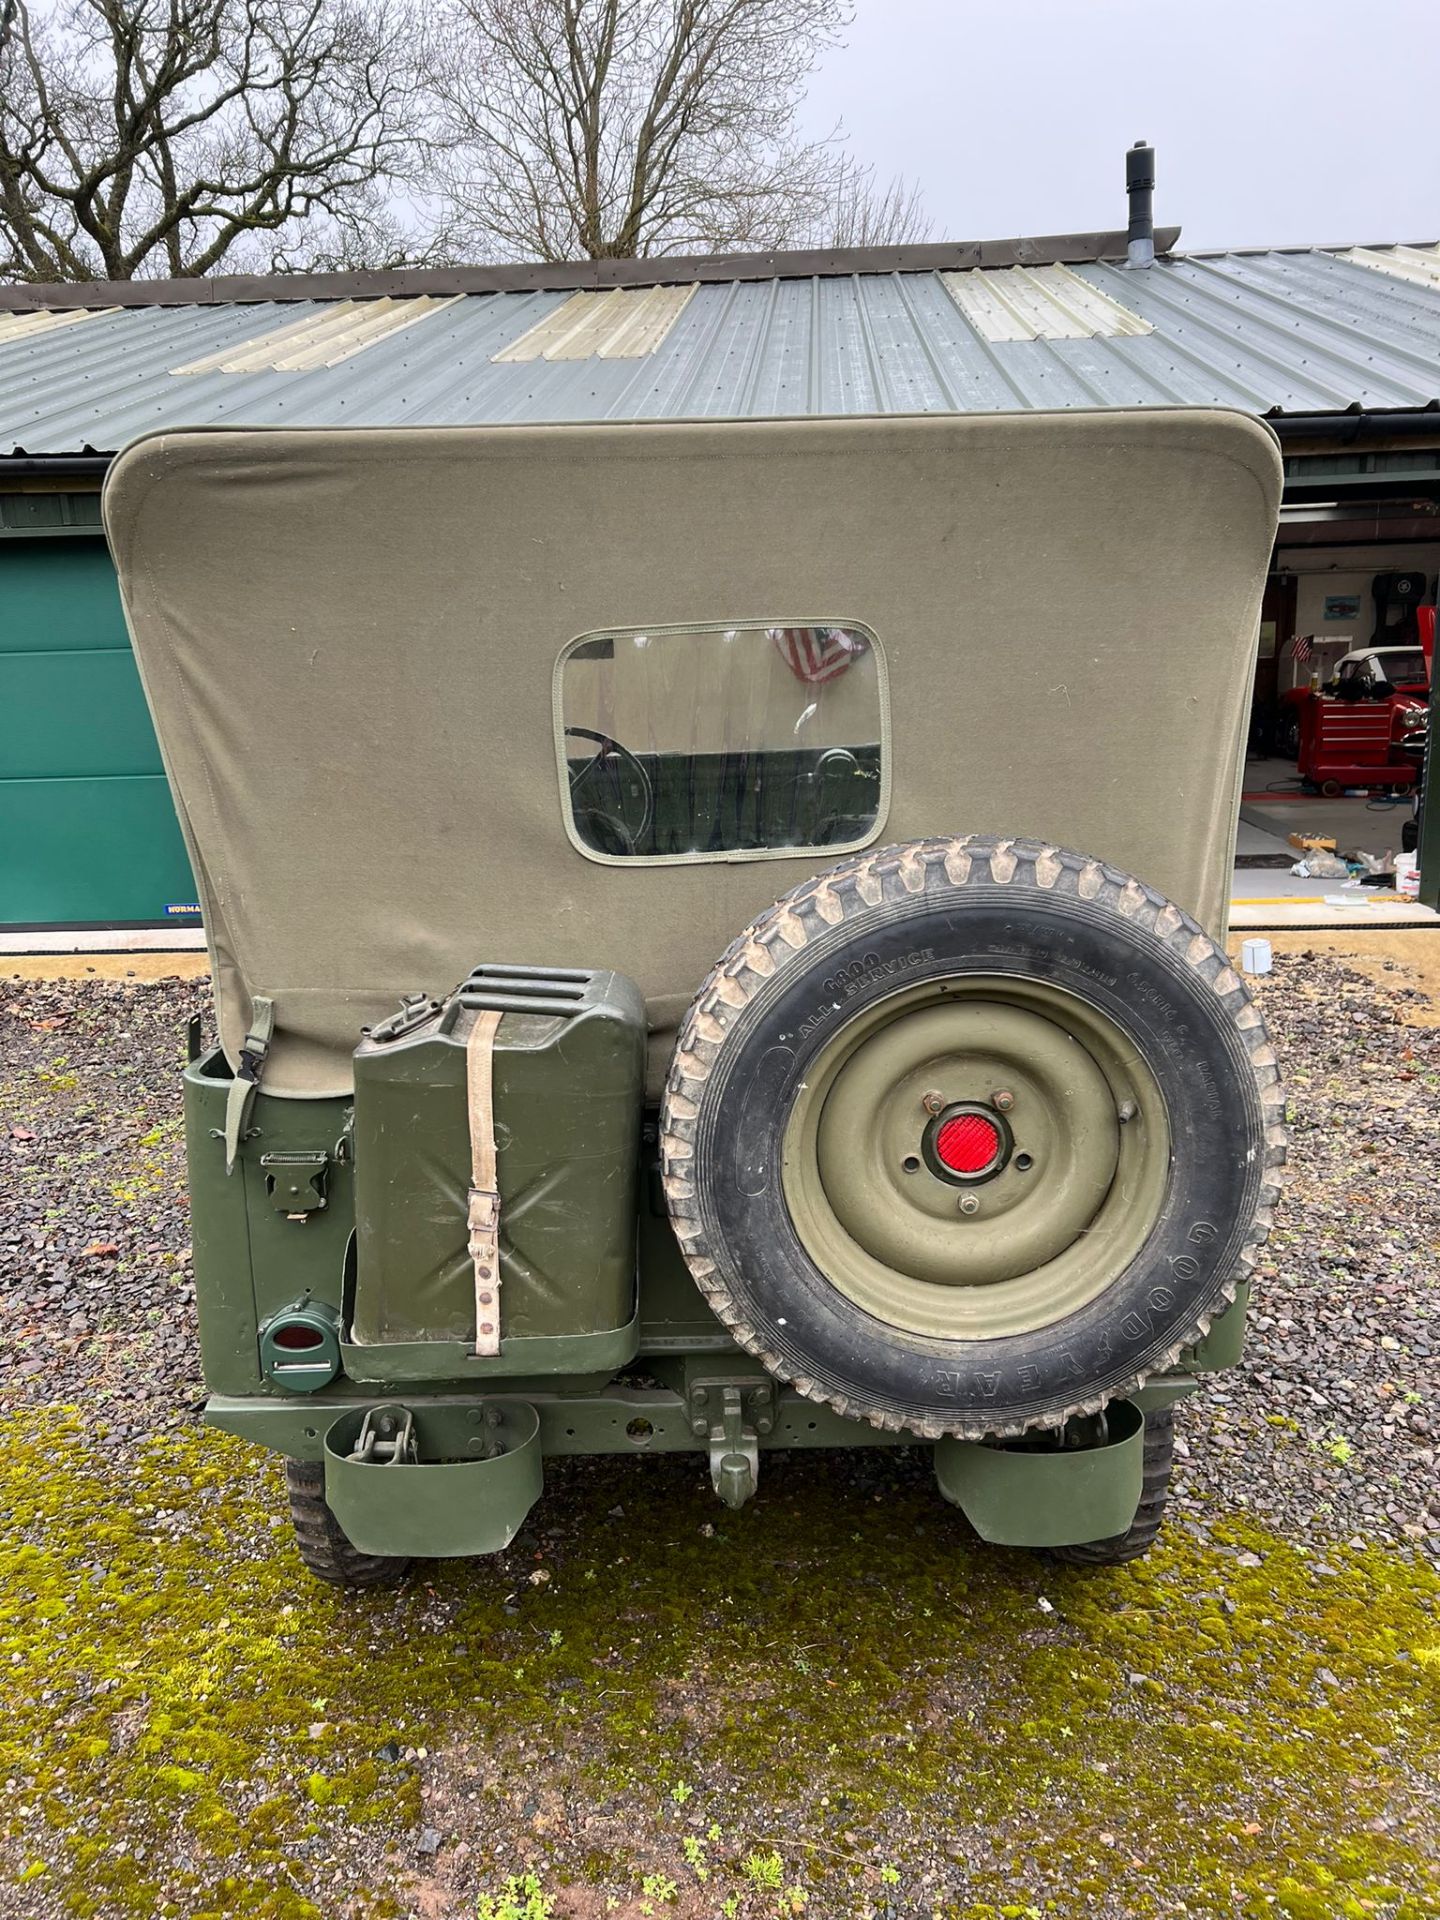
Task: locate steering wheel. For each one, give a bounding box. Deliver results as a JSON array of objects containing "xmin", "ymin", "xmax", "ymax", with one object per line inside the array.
[{"xmin": 564, "ymin": 726, "xmax": 654, "ymax": 855}]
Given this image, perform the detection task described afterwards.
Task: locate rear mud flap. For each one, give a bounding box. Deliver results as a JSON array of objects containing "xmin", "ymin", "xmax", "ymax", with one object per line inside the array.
[
  {"xmin": 322, "ymin": 1401, "xmax": 542, "ymax": 1558},
  {"xmin": 934, "ymin": 1400, "xmax": 1145, "ymax": 1548}
]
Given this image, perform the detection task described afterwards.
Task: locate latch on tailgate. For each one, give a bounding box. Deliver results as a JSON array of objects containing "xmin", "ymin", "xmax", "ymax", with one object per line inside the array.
[{"xmin": 261, "ymin": 1150, "xmax": 329, "ymax": 1219}]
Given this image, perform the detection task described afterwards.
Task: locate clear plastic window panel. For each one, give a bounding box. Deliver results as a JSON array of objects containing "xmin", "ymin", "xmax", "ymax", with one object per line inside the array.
[{"xmin": 559, "ymin": 623, "xmax": 884, "ymax": 860}]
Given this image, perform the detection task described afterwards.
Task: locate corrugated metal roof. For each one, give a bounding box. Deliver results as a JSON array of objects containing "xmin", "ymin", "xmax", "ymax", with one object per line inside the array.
[
  {"xmin": 1337, "ymin": 243, "xmax": 1440, "ymax": 292},
  {"xmin": 2, "ymin": 244, "xmax": 1439, "ymax": 457},
  {"xmin": 940, "ymin": 263, "xmax": 1152, "ymax": 341},
  {"xmin": 172, "ymin": 295, "xmax": 461, "ymax": 373},
  {"xmin": 0, "ymin": 306, "xmax": 112, "ymax": 346},
  {"xmin": 493, "ymin": 285, "xmax": 697, "ymax": 361}
]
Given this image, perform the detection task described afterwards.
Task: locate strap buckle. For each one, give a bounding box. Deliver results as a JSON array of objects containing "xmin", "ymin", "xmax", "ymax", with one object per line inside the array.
[
  {"xmin": 468, "ymin": 1186, "xmax": 501, "ymax": 1355},
  {"xmin": 467, "ymin": 1187, "xmax": 500, "ymax": 1238},
  {"xmin": 465, "ymin": 1004, "xmax": 505, "ymax": 1357},
  {"xmin": 221, "ymin": 995, "xmax": 274, "ymax": 1175}
]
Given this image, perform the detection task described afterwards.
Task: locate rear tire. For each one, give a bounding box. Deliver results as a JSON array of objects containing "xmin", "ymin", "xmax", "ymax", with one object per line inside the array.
[
  {"xmin": 285, "ymin": 1459, "xmax": 412, "ymax": 1589},
  {"xmin": 1047, "ymin": 1406, "xmax": 1174, "ymax": 1566}
]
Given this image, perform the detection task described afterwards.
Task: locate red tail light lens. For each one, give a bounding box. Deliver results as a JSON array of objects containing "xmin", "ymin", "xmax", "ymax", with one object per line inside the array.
[
  {"xmin": 935, "ymin": 1112, "xmax": 1002, "ymax": 1175},
  {"xmin": 272, "ymin": 1324, "xmax": 325, "ymax": 1351}
]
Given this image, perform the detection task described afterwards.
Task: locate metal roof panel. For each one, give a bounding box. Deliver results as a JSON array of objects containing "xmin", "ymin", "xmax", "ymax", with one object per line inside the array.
[
  {"xmin": 942, "ymin": 262, "xmax": 1151, "ymax": 341},
  {"xmin": 4, "ymin": 244, "xmax": 1440, "ymax": 456},
  {"xmin": 493, "ymin": 284, "xmax": 697, "ymax": 361},
  {"xmin": 1338, "ymin": 244, "xmax": 1440, "ymax": 292},
  {"xmin": 172, "ymin": 296, "xmax": 462, "ymax": 373}
]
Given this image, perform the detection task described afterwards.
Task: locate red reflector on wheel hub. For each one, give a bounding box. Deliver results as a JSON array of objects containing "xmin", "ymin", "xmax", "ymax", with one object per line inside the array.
[{"xmin": 935, "ymin": 1112, "xmax": 1001, "ymax": 1175}]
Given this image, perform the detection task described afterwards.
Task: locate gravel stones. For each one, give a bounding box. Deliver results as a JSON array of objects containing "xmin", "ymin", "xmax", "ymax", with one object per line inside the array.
[
  {"xmin": 1, "ymin": 973, "xmax": 211, "ymax": 1428},
  {"xmin": 1174, "ymin": 950, "xmax": 1439, "ymax": 1555}
]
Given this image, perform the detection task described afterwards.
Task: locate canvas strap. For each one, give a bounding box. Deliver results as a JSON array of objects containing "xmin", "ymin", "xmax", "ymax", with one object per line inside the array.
[
  {"xmin": 465, "ymin": 1008, "xmax": 504, "ymax": 1356},
  {"xmin": 223, "ymin": 994, "xmax": 274, "ymax": 1176}
]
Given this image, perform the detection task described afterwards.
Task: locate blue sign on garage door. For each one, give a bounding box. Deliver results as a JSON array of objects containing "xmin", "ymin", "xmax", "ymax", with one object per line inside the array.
[{"xmin": 1, "ymin": 534, "xmax": 198, "ymax": 927}]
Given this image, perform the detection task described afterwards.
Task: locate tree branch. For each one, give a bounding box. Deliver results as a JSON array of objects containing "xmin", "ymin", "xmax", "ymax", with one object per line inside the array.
[{"xmin": 0, "ymin": 0, "xmax": 436, "ymax": 279}]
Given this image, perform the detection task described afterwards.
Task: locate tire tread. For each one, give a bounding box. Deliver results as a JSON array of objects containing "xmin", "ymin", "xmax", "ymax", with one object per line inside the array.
[
  {"xmin": 284, "ymin": 1459, "xmax": 412, "ymax": 1590},
  {"xmin": 1048, "ymin": 1406, "xmax": 1175, "ymax": 1566},
  {"xmin": 659, "ymin": 836, "xmax": 1287, "ymax": 1440}
]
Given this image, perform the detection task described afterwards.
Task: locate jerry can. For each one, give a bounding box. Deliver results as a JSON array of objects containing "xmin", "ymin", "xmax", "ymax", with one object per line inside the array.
[{"xmin": 349, "ymin": 965, "xmax": 646, "ymax": 1362}]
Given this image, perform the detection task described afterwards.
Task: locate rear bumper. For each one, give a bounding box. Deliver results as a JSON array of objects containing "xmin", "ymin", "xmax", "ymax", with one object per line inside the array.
[
  {"xmin": 208, "ymin": 1373, "xmax": 1197, "ymax": 1557},
  {"xmin": 206, "ymin": 1373, "xmax": 1197, "ymax": 1463}
]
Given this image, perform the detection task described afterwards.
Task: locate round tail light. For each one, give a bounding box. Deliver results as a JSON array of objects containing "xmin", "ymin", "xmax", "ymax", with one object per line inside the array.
[{"xmin": 935, "ymin": 1112, "xmax": 1003, "ymax": 1175}]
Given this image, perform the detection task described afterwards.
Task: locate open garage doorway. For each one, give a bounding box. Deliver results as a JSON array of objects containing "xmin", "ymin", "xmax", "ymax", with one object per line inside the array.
[{"xmin": 1236, "ymin": 505, "xmax": 1439, "ymax": 924}]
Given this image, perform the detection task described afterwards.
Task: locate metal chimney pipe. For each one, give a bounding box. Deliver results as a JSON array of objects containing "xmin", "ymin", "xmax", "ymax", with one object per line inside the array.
[{"xmin": 1125, "ymin": 140, "xmax": 1156, "ymax": 268}]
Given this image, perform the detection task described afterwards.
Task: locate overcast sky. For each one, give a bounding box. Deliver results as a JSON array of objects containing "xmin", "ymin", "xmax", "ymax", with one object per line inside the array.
[{"xmin": 802, "ymin": 0, "xmax": 1440, "ymax": 253}]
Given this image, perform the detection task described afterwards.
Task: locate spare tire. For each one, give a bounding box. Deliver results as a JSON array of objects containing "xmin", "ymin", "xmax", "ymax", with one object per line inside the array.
[{"xmin": 660, "ymin": 837, "xmax": 1286, "ymax": 1439}]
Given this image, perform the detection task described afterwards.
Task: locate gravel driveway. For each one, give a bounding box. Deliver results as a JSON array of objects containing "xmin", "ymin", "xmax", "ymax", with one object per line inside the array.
[{"xmin": 1, "ymin": 940, "xmax": 1437, "ymax": 1920}]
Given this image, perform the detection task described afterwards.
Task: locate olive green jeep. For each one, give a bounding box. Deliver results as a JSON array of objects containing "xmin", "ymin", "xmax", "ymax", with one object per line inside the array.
[{"xmin": 103, "ymin": 407, "xmax": 1286, "ymax": 1585}]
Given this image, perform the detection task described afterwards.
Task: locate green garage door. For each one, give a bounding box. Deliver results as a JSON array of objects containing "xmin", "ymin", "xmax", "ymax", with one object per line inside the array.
[{"xmin": 0, "ymin": 535, "xmax": 198, "ymax": 927}]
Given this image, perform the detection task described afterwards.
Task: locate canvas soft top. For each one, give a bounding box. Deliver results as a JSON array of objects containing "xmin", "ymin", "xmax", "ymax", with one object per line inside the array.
[{"xmin": 103, "ymin": 411, "xmax": 1282, "ymax": 1097}]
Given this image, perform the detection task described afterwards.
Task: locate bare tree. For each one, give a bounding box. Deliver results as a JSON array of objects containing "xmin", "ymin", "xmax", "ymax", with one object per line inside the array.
[
  {"xmin": 0, "ymin": 0, "xmax": 431, "ymax": 281},
  {"xmin": 427, "ymin": 0, "xmax": 930, "ymax": 261},
  {"xmin": 810, "ymin": 153, "xmax": 930, "ymax": 249}
]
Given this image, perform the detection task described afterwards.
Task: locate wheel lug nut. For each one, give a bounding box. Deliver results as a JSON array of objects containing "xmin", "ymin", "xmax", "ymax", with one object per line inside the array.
[
  {"xmin": 991, "ymin": 1089, "xmax": 1015, "ymax": 1111},
  {"xmin": 921, "ymin": 1089, "xmax": 945, "ymax": 1115},
  {"xmin": 958, "ymin": 1194, "xmax": 980, "ymax": 1215}
]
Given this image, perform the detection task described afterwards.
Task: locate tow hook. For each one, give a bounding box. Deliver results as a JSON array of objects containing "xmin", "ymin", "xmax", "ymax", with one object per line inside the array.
[
  {"xmin": 687, "ymin": 1377, "xmax": 775, "ymax": 1509},
  {"xmin": 347, "ymin": 1405, "xmax": 418, "ymax": 1465}
]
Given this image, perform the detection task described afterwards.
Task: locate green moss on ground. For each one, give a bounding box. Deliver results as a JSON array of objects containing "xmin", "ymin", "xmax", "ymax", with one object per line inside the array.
[{"xmin": 2, "ymin": 1415, "xmax": 1438, "ymax": 1919}]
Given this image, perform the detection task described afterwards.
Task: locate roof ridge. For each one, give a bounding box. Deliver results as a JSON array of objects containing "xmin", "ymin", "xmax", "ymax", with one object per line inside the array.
[
  {"xmin": 0, "ymin": 229, "xmax": 1183, "ymax": 311},
  {"xmin": 1181, "ymin": 239, "xmax": 1440, "ymax": 260}
]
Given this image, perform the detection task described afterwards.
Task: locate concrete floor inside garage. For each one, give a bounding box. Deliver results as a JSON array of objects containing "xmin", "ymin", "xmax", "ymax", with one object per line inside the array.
[{"xmin": 1229, "ymin": 754, "xmax": 1436, "ymax": 929}]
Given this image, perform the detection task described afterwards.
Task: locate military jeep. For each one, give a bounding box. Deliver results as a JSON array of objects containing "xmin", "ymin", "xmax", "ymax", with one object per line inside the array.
[{"xmin": 104, "ymin": 408, "xmax": 1286, "ymax": 1586}]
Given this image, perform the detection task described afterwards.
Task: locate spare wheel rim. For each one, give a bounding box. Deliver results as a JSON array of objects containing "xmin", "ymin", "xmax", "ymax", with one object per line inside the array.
[{"xmin": 780, "ymin": 974, "xmax": 1172, "ymax": 1340}]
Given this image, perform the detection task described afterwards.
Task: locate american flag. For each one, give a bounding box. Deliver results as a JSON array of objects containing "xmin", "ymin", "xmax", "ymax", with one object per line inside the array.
[
  {"xmin": 771, "ymin": 626, "xmax": 863, "ymax": 685},
  {"xmin": 1291, "ymin": 635, "xmax": 1312, "ymax": 663}
]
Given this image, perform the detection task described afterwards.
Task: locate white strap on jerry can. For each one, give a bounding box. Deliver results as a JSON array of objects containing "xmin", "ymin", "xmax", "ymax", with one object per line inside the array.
[{"xmin": 465, "ymin": 1008, "xmax": 504, "ymax": 1355}]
